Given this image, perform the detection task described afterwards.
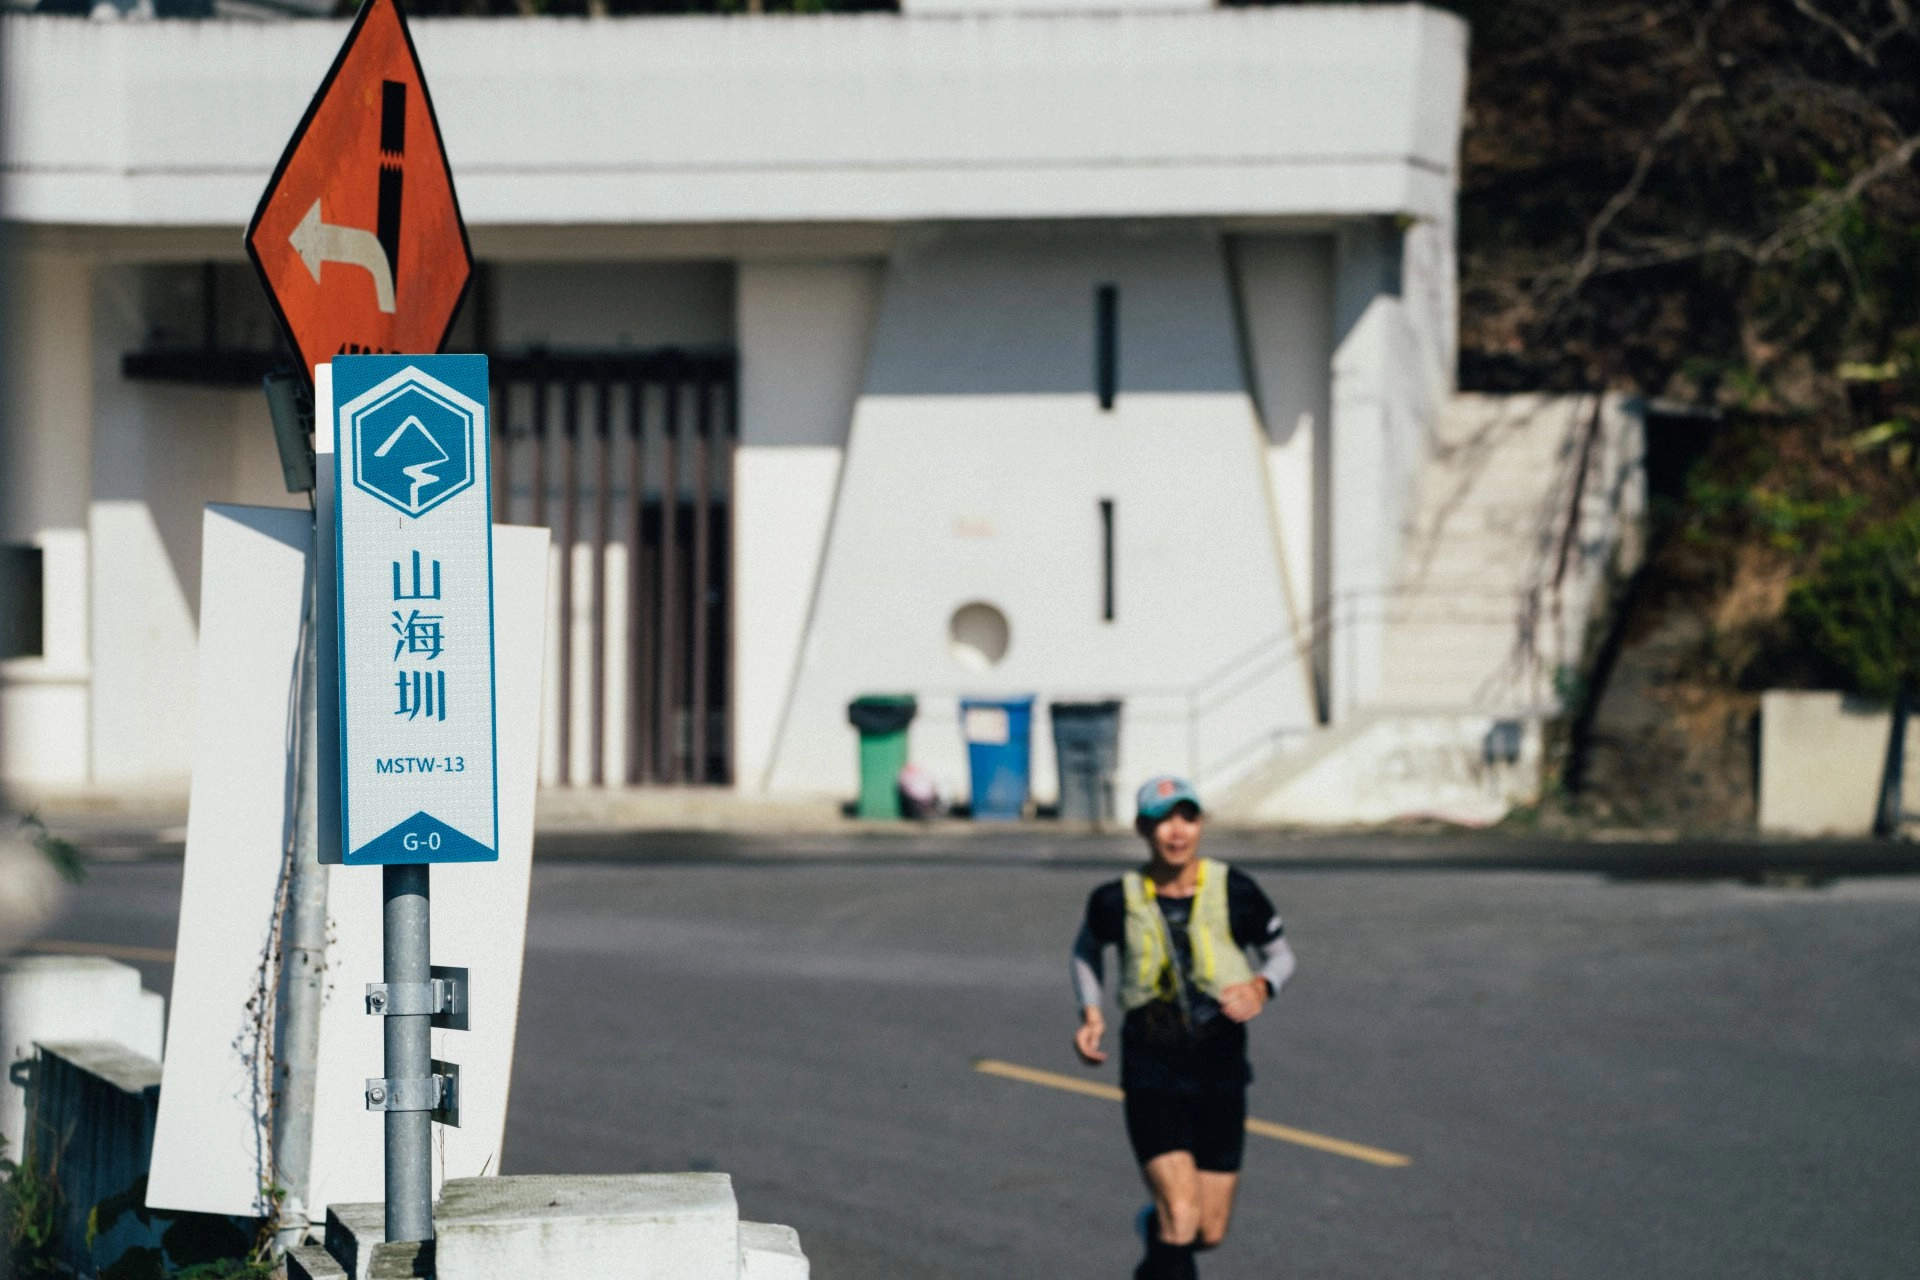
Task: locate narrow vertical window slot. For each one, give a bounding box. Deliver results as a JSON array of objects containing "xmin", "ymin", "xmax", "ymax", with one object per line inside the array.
[
  {"xmin": 1099, "ymin": 498, "xmax": 1116, "ymax": 622},
  {"xmin": 0, "ymin": 545, "xmax": 45, "ymax": 660},
  {"xmin": 1095, "ymin": 284, "xmax": 1118, "ymax": 411}
]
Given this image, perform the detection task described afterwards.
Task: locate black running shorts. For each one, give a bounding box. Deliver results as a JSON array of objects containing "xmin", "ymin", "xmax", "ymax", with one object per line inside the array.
[{"xmin": 1123, "ymin": 1089, "xmax": 1247, "ymax": 1172}]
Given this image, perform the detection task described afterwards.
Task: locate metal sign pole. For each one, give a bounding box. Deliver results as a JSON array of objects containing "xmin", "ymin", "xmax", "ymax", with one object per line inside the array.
[
  {"xmin": 264, "ymin": 372, "xmax": 325, "ymax": 1250},
  {"xmin": 272, "ymin": 558, "xmax": 330, "ymax": 1247},
  {"xmin": 381, "ymin": 863, "xmax": 434, "ymax": 1241}
]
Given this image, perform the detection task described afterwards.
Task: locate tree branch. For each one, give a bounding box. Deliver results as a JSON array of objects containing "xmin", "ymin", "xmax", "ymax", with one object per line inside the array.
[
  {"xmin": 1791, "ymin": 0, "xmax": 1879, "ymax": 66},
  {"xmin": 1562, "ymin": 82, "xmax": 1728, "ymax": 299},
  {"xmin": 1755, "ymin": 132, "xmax": 1920, "ymax": 262}
]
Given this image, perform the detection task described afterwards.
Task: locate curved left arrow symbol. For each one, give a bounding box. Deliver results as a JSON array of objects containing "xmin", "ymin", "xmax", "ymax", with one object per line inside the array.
[{"xmin": 289, "ymin": 199, "xmax": 396, "ymax": 314}]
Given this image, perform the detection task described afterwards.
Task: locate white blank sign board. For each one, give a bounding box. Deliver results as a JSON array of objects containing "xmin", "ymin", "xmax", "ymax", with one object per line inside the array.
[
  {"xmin": 147, "ymin": 513, "xmax": 548, "ymax": 1218},
  {"xmin": 148, "ymin": 504, "xmax": 314, "ymax": 1217}
]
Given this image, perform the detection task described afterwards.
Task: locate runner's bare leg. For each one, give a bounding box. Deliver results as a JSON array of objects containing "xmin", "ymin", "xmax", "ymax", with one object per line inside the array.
[
  {"xmin": 1194, "ymin": 1170, "xmax": 1239, "ymax": 1246},
  {"xmin": 1142, "ymin": 1151, "xmax": 1201, "ymax": 1243}
]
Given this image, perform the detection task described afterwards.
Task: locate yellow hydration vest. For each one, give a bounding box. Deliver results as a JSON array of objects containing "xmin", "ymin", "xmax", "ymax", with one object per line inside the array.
[{"xmin": 1119, "ymin": 857, "xmax": 1253, "ymax": 1011}]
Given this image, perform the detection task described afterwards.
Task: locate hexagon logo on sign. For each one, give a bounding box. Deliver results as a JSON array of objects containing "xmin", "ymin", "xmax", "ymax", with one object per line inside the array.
[{"xmin": 344, "ymin": 368, "xmax": 480, "ymax": 518}]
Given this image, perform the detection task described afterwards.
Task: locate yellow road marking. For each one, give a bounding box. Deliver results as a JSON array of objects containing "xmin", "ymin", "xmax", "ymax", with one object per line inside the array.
[
  {"xmin": 973, "ymin": 1059, "xmax": 1412, "ymax": 1169},
  {"xmin": 18, "ymin": 939, "xmax": 177, "ymax": 964},
  {"xmin": 1241, "ymin": 1117, "xmax": 1412, "ymax": 1167},
  {"xmin": 977, "ymin": 1057, "xmax": 1126, "ymax": 1101}
]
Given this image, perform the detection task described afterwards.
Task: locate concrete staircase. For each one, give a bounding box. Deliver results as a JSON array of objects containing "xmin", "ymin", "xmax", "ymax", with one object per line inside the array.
[
  {"xmin": 1219, "ymin": 393, "xmax": 1643, "ymax": 825},
  {"xmin": 1379, "ymin": 393, "xmax": 1609, "ymax": 711}
]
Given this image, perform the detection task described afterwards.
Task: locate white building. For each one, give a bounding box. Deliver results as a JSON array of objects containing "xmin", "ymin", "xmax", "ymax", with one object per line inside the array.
[{"xmin": 0, "ymin": 2, "xmax": 1642, "ymax": 823}]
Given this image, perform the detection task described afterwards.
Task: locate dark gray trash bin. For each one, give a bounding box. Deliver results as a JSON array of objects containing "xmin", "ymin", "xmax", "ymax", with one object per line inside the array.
[{"xmin": 1050, "ymin": 700, "xmax": 1122, "ymax": 824}]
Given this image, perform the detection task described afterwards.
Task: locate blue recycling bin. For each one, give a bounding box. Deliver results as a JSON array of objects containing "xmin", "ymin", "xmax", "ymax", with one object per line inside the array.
[{"xmin": 960, "ymin": 695, "xmax": 1035, "ymax": 821}]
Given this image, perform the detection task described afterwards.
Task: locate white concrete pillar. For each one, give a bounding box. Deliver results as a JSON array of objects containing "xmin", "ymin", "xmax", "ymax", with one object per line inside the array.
[
  {"xmin": 1327, "ymin": 219, "xmax": 1400, "ymax": 718},
  {"xmin": 1324, "ymin": 210, "xmax": 1458, "ymax": 720},
  {"xmin": 1, "ymin": 252, "xmax": 95, "ymax": 791},
  {"xmin": 1231, "ymin": 234, "xmax": 1334, "ymax": 721},
  {"xmin": 732, "ymin": 260, "xmax": 882, "ymax": 792}
]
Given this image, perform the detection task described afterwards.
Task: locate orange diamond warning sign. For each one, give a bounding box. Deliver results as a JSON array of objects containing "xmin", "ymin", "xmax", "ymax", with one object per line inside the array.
[{"xmin": 247, "ymin": 0, "xmax": 472, "ymax": 377}]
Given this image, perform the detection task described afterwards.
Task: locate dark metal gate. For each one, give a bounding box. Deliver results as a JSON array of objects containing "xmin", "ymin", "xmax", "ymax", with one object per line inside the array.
[{"xmin": 490, "ymin": 352, "xmax": 735, "ymax": 787}]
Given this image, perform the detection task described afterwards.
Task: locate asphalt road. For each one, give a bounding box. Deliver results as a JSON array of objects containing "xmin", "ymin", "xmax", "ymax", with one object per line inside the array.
[{"xmin": 34, "ymin": 834, "xmax": 1920, "ymax": 1279}]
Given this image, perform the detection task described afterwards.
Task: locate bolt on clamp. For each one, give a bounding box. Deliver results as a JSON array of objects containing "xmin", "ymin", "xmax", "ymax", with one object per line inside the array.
[
  {"xmin": 365, "ymin": 979, "xmax": 449, "ymax": 1017},
  {"xmin": 365, "ymin": 966, "xmax": 469, "ymax": 1029},
  {"xmin": 365, "ymin": 1074, "xmax": 445, "ymax": 1112},
  {"xmin": 364, "ymin": 1062, "xmax": 462, "ymax": 1127}
]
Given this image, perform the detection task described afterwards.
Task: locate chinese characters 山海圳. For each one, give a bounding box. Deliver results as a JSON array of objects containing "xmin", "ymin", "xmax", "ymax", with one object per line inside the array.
[{"xmin": 390, "ymin": 551, "xmax": 449, "ymax": 720}]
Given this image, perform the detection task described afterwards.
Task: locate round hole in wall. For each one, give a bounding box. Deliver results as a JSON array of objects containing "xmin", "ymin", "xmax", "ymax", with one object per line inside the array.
[{"xmin": 949, "ymin": 601, "xmax": 1011, "ymax": 672}]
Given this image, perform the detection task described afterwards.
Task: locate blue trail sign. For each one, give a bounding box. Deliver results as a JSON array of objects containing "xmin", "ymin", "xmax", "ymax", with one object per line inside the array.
[{"xmin": 333, "ymin": 354, "xmax": 497, "ymax": 864}]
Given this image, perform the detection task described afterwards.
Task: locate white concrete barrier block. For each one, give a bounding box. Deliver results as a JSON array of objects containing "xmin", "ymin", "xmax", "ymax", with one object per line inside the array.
[
  {"xmin": 286, "ymin": 1244, "xmax": 348, "ymax": 1280},
  {"xmin": 322, "ymin": 1202, "xmax": 385, "ymax": 1280},
  {"xmin": 739, "ymin": 1222, "xmax": 808, "ymax": 1280},
  {"xmin": 434, "ymin": 1174, "xmax": 741, "ymax": 1280},
  {"xmin": 0, "ymin": 955, "xmax": 165, "ymax": 1156},
  {"xmin": 1758, "ymin": 690, "xmax": 1914, "ymax": 836}
]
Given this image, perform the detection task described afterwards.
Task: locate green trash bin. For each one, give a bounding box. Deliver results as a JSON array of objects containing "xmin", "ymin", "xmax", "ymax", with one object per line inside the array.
[{"xmin": 848, "ymin": 695, "xmax": 918, "ymax": 820}]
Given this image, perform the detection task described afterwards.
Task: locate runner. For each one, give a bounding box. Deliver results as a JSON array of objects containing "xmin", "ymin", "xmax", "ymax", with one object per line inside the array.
[{"xmin": 1071, "ymin": 776, "xmax": 1296, "ymax": 1280}]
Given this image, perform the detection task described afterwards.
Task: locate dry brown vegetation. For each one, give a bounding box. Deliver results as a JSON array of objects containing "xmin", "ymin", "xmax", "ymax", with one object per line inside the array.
[{"xmin": 1430, "ymin": 1, "xmax": 1920, "ymax": 827}]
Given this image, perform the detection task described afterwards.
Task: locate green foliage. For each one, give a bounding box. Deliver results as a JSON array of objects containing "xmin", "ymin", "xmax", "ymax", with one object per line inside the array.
[
  {"xmin": 1786, "ymin": 505, "xmax": 1920, "ymax": 701},
  {"xmin": 0, "ymin": 1136, "xmax": 72, "ymax": 1280},
  {"xmin": 1680, "ymin": 442, "xmax": 1866, "ymax": 556}
]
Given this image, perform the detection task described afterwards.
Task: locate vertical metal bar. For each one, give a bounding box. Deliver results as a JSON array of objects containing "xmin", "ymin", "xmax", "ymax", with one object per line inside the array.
[
  {"xmin": 656, "ymin": 382, "xmax": 680, "ymax": 783},
  {"xmin": 591, "ymin": 381, "xmax": 610, "ymax": 787},
  {"xmin": 529, "ymin": 381, "xmax": 547, "ymax": 530},
  {"xmin": 382, "ymin": 864, "xmax": 432, "ymax": 1243},
  {"xmin": 627, "ymin": 382, "xmax": 651, "ymax": 784},
  {"xmin": 720, "ymin": 377, "xmax": 738, "ymax": 787},
  {"xmin": 272, "ymin": 556, "xmax": 328, "ymax": 1250},
  {"xmin": 689, "ymin": 380, "xmax": 712, "ymax": 784},
  {"xmin": 490, "ymin": 380, "xmax": 508, "ymax": 526},
  {"xmin": 555, "ymin": 383, "xmax": 577, "ymax": 786},
  {"xmin": 471, "ymin": 262, "xmax": 493, "ymax": 353},
  {"xmin": 202, "ymin": 261, "xmax": 219, "ymax": 352}
]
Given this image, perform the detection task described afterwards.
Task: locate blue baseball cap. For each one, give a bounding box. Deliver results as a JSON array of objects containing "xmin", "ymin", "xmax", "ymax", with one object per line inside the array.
[{"xmin": 1136, "ymin": 775, "xmax": 1203, "ymax": 820}]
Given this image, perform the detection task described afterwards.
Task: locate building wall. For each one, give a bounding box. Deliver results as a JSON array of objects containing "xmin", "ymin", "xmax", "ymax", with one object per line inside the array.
[
  {"xmin": 1, "ymin": 226, "xmax": 1447, "ymax": 801},
  {"xmin": 0, "ymin": 4, "xmax": 1470, "ymax": 802},
  {"xmin": 765, "ymin": 224, "xmax": 1318, "ymax": 806}
]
